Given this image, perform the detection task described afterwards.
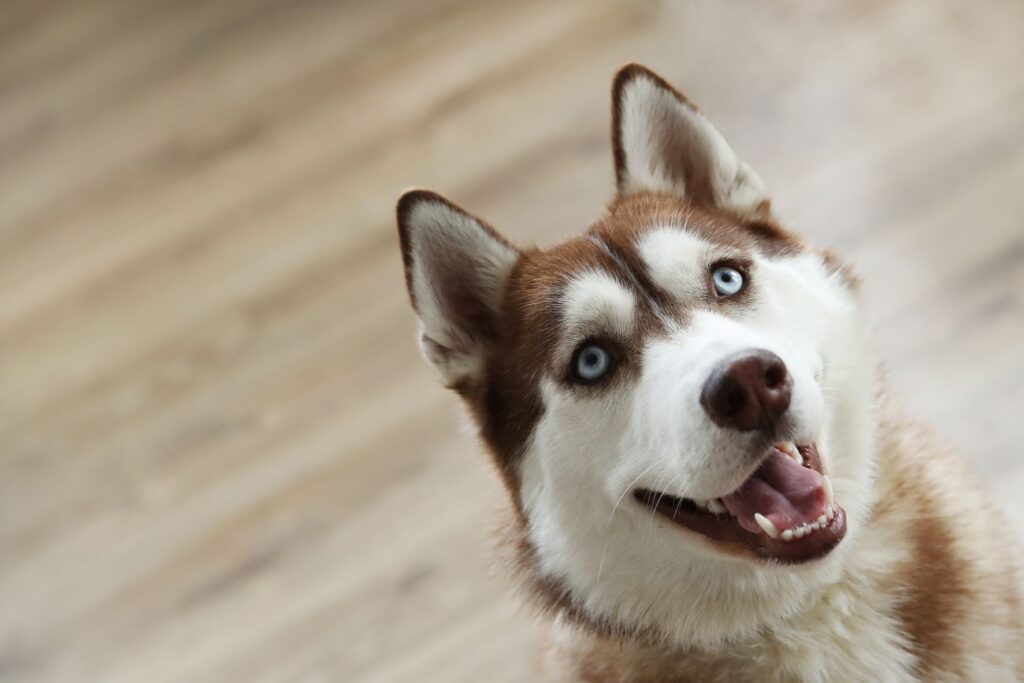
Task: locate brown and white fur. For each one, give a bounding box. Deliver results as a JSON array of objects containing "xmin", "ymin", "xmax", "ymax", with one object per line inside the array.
[{"xmin": 395, "ymin": 64, "xmax": 1024, "ymax": 682}]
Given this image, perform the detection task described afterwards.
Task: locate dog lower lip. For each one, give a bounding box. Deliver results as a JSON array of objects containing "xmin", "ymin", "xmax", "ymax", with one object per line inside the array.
[{"xmin": 634, "ymin": 442, "xmax": 847, "ymax": 563}]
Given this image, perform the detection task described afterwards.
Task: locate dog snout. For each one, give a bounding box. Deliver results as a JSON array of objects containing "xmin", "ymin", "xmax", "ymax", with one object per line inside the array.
[{"xmin": 700, "ymin": 349, "xmax": 792, "ymax": 433}]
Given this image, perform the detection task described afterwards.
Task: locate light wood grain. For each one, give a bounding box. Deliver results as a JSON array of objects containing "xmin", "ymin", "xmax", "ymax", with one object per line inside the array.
[{"xmin": 1, "ymin": 1, "xmax": 1022, "ymax": 681}]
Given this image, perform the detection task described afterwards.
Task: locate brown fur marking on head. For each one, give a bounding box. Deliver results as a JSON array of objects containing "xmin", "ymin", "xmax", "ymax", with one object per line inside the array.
[
  {"xmin": 467, "ymin": 191, "xmax": 812, "ymax": 515},
  {"xmin": 596, "ymin": 192, "xmax": 802, "ymax": 263}
]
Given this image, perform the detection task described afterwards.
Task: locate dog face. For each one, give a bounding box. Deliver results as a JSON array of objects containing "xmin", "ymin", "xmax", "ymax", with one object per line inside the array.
[{"xmin": 397, "ymin": 65, "xmax": 878, "ymax": 646}]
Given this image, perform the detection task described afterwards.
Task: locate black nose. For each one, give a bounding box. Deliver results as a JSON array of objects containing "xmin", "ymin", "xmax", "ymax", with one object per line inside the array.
[{"xmin": 700, "ymin": 349, "xmax": 792, "ymax": 433}]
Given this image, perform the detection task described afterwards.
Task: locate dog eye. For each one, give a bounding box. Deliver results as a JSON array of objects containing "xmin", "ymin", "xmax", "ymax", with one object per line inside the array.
[
  {"xmin": 712, "ymin": 265, "xmax": 745, "ymax": 297},
  {"xmin": 573, "ymin": 344, "xmax": 613, "ymax": 382}
]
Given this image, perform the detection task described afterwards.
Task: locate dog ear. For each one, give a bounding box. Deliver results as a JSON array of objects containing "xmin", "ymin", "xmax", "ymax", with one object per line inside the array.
[
  {"xmin": 612, "ymin": 64, "xmax": 771, "ymax": 218},
  {"xmin": 397, "ymin": 190, "xmax": 519, "ymax": 388}
]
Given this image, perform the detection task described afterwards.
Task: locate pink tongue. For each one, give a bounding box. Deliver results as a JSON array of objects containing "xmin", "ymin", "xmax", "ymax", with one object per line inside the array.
[{"xmin": 722, "ymin": 449, "xmax": 827, "ymax": 535}]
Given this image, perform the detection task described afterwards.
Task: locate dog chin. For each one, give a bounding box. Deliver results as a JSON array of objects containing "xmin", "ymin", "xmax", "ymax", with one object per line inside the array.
[{"xmin": 542, "ymin": 521, "xmax": 850, "ymax": 651}]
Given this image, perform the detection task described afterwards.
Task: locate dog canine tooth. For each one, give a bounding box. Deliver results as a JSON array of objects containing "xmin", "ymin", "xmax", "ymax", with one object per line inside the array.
[
  {"xmin": 823, "ymin": 476, "xmax": 835, "ymax": 506},
  {"xmin": 776, "ymin": 441, "xmax": 803, "ymax": 465},
  {"xmin": 754, "ymin": 513, "xmax": 780, "ymax": 539},
  {"xmin": 707, "ymin": 499, "xmax": 726, "ymax": 514},
  {"xmin": 817, "ymin": 514, "xmax": 827, "ymax": 526}
]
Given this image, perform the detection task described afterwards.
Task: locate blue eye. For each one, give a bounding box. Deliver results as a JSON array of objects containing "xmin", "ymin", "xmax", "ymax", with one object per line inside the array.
[
  {"xmin": 712, "ymin": 265, "xmax": 745, "ymax": 297},
  {"xmin": 574, "ymin": 344, "xmax": 612, "ymax": 382}
]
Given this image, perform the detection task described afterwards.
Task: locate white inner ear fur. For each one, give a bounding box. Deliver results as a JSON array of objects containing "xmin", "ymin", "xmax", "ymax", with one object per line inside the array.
[
  {"xmin": 405, "ymin": 199, "xmax": 518, "ymax": 385},
  {"xmin": 618, "ymin": 75, "xmax": 769, "ymax": 217}
]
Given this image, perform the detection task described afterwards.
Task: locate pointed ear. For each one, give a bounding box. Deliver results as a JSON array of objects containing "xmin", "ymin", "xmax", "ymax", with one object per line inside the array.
[
  {"xmin": 397, "ymin": 190, "xmax": 520, "ymax": 388},
  {"xmin": 611, "ymin": 64, "xmax": 771, "ymax": 218}
]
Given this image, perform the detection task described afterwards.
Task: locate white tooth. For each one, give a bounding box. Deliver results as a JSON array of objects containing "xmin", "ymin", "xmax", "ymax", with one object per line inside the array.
[
  {"xmin": 693, "ymin": 499, "xmax": 708, "ymax": 510},
  {"xmin": 795, "ymin": 525, "xmax": 807, "ymax": 538},
  {"xmin": 777, "ymin": 441, "xmax": 803, "ymax": 465},
  {"xmin": 817, "ymin": 514, "xmax": 827, "ymax": 526},
  {"xmin": 707, "ymin": 499, "xmax": 726, "ymax": 514},
  {"xmin": 825, "ymin": 504, "xmax": 835, "ymax": 520},
  {"xmin": 754, "ymin": 513, "xmax": 780, "ymax": 539},
  {"xmin": 823, "ymin": 476, "xmax": 834, "ymax": 506},
  {"xmin": 782, "ymin": 529, "xmax": 794, "ymax": 541}
]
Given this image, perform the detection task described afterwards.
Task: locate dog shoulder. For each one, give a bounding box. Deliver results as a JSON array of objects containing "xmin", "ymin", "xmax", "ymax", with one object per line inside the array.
[{"xmin": 872, "ymin": 410, "xmax": 1024, "ymax": 680}]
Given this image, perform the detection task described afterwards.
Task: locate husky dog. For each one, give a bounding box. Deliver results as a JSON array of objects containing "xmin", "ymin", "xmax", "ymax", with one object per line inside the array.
[{"xmin": 395, "ymin": 64, "xmax": 1024, "ymax": 682}]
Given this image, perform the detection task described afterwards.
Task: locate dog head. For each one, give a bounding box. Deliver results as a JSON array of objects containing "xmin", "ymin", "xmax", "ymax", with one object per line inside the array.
[{"xmin": 397, "ymin": 65, "xmax": 877, "ymax": 646}]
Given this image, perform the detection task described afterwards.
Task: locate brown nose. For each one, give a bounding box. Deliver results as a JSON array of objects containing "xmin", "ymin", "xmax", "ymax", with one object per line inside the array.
[{"xmin": 700, "ymin": 350, "xmax": 792, "ymax": 433}]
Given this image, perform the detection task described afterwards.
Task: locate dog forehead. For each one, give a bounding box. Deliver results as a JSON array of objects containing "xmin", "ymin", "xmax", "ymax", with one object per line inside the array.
[
  {"xmin": 596, "ymin": 192, "xmax": 804, "ymax": 260},
  {"xmin": 504, "ymin": 193, "xmax": 808, "ymax": 330}
]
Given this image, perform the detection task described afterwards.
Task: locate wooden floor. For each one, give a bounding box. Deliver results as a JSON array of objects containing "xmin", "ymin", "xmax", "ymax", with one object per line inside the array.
[{"xmin": 1, "ymin": 1, "xmax": 1022, "ymax": 681}]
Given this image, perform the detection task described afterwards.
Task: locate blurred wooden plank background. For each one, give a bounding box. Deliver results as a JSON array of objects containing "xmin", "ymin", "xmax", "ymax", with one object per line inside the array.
[{"xmin": 0, "ymin": 1, "xmax": 1021, "ymax": 681}]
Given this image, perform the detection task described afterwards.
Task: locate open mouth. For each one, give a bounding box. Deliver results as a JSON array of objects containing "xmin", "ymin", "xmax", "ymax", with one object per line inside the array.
[{"xmin": 634, "ymin": 443, "xmax": 847, "ymax": 563}]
